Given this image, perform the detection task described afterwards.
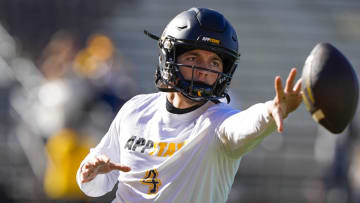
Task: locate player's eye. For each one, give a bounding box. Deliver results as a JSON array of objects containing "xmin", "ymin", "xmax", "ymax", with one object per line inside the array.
[
  {"xmin": 210, "ymin": 60, "xmax": 222, "ymax": 70},
  {"xmin": 211, "ymin": 61, "xmax": 219, "ymax": 67},
  {"xmin": 185, "ymin": 56, "xmax": 196, "ymax": 62}
]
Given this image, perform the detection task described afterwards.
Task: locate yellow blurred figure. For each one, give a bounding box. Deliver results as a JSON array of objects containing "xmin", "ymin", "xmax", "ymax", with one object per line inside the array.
[
  {"xmin": 44, "ymin": 128, "xmax": 93, "ymax": 200},
  {"xmin": 73, "ymin": 34, "xmax": 115, "ymax": 77},
  {"xmin": 87, "ymin": 34, "xmax": 114, "ymax": 61}
]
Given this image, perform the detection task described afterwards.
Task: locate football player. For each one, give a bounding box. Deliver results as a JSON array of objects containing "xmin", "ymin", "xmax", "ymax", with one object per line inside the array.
[{"xmin": 77, "ymin": 7, "xmax": 302, "ymax": 203}]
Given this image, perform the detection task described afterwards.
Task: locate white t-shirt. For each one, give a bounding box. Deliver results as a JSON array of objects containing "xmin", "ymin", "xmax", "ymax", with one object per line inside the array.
[{"xmin": 77, "ymin": 92, "xmax": 276, "ymax": 203}]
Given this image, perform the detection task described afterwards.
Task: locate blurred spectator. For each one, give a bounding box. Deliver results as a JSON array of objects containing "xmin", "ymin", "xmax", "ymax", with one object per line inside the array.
[
  {"xmin": 38, "ymin": 30, "xmax": 78, "ymax": 81},
  {"xmin": 36, "ymin": 30, "xmax": 85, "ymax": 137},
  {"xmin": 1, "ymin": 22, "xmax": 49, "ymax": 201},
  {"xmin": 0, "ymin": 1, "xmax": 140, "ymax": 202},
  {"xmin": 36, "ymin": 31, "xmax": 137, "ymax": 201},
  {"xmin": 44, "ymin": 128, "xmax": 91, "ymax": 201},
  {"xmin": 73, "ymin": 33, "xmax": 137, "ymax": 113},
  {"xmin": 0, "ymin": 23, "xmax": 18, "ymax": 203},
  {"xmin": 349, "ymin": 141, "xmax": 360, "ymax": 203},
  {"xmin": 316, "ymin": 123, "xmax": 360, "ymax": 203}
]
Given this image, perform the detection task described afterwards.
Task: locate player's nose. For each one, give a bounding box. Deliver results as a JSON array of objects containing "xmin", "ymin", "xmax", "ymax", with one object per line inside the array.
[{"xmin": 193, "ymin": 67, "xmax": 208, "ymax": 81}]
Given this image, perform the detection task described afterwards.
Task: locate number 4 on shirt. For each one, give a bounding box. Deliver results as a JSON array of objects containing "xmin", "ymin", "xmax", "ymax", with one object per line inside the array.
[{"xmin": 140, "ymin": 169, "xmax": 162, "ymax": 194}]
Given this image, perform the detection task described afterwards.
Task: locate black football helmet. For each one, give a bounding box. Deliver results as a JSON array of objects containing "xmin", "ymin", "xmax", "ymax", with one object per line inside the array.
[{"xmin": 145, "ymin": 7, "xmax": 240, "ymax": 102}]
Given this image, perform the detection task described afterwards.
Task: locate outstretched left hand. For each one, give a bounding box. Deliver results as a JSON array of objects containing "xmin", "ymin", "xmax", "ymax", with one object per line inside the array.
[{"xmin": 267, "ymin": 68, "xmax": 303, "ymax": 133}]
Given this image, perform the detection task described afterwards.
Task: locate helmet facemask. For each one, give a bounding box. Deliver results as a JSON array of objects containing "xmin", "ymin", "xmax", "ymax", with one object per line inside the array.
[{"xmin": 155, "ymin": 35, "xmax": 238, "ymax": 102}]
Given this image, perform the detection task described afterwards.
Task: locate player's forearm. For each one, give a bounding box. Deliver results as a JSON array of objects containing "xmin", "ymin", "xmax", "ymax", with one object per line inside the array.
[{"xmin": 218, "ymin": 102, "xmax": 276, "ymax": 158}]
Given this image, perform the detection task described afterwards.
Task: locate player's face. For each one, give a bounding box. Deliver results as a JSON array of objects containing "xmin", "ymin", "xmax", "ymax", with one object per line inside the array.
[{"xmin": 177, "ymin": 49, "xmax": 223, "ymax": 86}]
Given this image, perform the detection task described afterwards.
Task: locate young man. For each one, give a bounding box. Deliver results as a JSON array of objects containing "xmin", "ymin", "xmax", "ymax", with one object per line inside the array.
[{"xmin": 76, "ymin": 7, "xmax": 302, "ymax": 202}]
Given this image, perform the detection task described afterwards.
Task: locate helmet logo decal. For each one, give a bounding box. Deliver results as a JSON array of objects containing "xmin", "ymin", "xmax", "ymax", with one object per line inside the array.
[{"xmin": 200, "ymin": 36, "xmax": 220, "ymax": 45}]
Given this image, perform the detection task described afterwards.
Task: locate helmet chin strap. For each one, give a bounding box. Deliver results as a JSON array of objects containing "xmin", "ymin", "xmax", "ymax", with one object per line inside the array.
[
  {"xmin": 180, "ymin": 90, "xmax": 230, "ymax": 104},
  {"xmin": 225, "ymin": 94, "xmax": 231, "ymax": 104}
]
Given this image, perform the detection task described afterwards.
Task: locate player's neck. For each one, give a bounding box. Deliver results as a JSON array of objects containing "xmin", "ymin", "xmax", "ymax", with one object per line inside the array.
[{"xmin": 166, "ymin": 92, "xmax": 204, "ymax": 109}]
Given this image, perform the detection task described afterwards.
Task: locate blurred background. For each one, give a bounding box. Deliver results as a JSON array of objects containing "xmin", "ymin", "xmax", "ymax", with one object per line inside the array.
[{"xmin": 0, "ymin": 0, "xmax": 359, "ymax": 202}]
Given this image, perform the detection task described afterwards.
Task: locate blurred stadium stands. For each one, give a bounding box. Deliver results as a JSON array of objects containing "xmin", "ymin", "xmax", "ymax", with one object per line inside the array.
[{"xmin": 0, "ymin": 0, "xmax": 359, "ymax": 202}]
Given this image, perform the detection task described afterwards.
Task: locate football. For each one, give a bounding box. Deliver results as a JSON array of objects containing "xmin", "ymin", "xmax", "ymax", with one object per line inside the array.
[{"xmin": 301, "ymin": 42, "xmax": 359, "ymax": 134}]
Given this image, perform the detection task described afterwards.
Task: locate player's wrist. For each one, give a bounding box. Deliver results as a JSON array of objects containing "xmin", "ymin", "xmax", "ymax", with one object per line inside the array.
[
  {"xmin": 266, "ymin": 100, "xmax": 288, "ymax": 120},
  {"xmin": 265, "ymin": 100, "xmax": 275, "ymax": 119}
]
